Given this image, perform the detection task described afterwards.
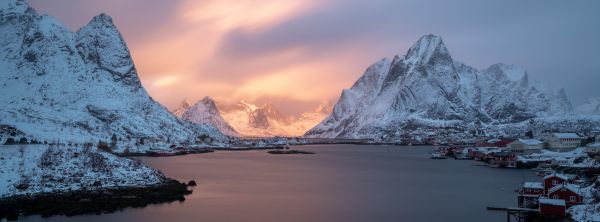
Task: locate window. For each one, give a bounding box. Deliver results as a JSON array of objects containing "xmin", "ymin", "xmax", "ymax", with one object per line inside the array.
[
  {"xmin": 553, "ymin": 195, "xmax": 559, "ymax": 199},
  {"xmin": 526, "ymin": 188, "xmax": 531, "ymax": 192},
  {"xmin": 534, "ymin": 189, "xmax": 540, "ymax": 192},
  {"xmin": 561, "ymin": 188, "xmax": 566, "ymax": 191},
  {"xmin": 570, "ymin": 196, "xmax": 576, "ymax": 202},
  {"xmin": 552, "ymin": 180, "xmax": 558, "ymax": 185}
]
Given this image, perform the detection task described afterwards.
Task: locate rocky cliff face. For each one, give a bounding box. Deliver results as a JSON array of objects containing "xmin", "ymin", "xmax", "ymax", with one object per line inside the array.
[
  {"xmin": 306, "ymin": 35, "xmax": 577, "ymax": 139},
  {"xmin": 0, "ymin": 0, "xmax": 223, "ymax": 151}
]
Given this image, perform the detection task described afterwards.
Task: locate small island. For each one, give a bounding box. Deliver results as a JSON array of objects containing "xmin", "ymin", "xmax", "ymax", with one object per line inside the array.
[{"xmin": 267, "ymin": 150, "xmax": 315, "ymax": 155}]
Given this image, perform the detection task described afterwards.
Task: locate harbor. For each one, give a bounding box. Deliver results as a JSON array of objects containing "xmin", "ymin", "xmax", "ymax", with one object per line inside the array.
[{"xmin": 431, "ymin": 133, "xmax": 600, "ymax": 221}]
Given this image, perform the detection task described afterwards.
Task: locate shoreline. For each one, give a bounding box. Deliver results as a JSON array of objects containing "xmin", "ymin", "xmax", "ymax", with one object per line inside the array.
[
  {"xmin": 116, "ymin": 143, "xmax": 438, "ymax": 158},
  {"xmin": 0, "ymin": 179, "xmax": 193, "ymax": 221}
]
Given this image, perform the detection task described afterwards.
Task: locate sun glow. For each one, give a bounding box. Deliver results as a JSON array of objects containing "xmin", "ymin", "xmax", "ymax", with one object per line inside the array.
[
  {"xmin": 152, "ymin": 75, "xmax": 180, "ymax": 87},
  {"xmin": 181, "ymin": 0, "xmax": 317, "ymax": 31}
]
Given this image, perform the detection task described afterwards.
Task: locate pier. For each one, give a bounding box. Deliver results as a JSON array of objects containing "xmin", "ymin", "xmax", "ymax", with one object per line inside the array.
[{"xmin": 487, "ymin": 207, "xmax": 539, "ymax": 222}]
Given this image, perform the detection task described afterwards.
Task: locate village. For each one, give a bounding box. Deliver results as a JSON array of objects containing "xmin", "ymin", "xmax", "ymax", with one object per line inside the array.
[{"xmin": 432, "ymin": 132, "xmax": 600, "ymax": 221}]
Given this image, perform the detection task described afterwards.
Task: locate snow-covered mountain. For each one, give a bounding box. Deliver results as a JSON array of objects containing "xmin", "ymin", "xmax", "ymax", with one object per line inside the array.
[
  {"xmin": 576, "ymin": 98, "xmax": 600, "ymax": 115},
  {"xmin": 172, "ymin": 99, "xmax": 192, "ymax": 118},
  {"xmin": 180, "ymin": 97, "xmax": 238, "ymax": 136},
  {"xmin": 173, "ymin": 98, "xmax": 331, "ymax": 137},
  {"xmin": 0, "ymin": 0, "xmax": 224, "ymax": 151},
  {"xmin": 218, "ymin": 100, "xmax": 332, "ymax": 137},
  {"xmin": 306, "ymin": 34, "xmax": 581, "ymax": 140}
]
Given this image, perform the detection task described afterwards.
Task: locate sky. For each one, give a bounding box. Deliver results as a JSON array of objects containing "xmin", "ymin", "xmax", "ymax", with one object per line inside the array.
[{"xmin": 28, "ymin": 0, "xmax": 600, "ymax": 116}]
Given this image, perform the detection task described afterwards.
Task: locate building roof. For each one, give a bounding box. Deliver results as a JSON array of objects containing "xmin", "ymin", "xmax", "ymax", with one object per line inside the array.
[
  {"xmin": 517, "ymin": 139, "xmax": 543, "ymax": 146},
  {"xmin": 552, "ymin": 133, "xmax": 582, "ymax": 139},
  {"xmin": 543, "ymin": 173, "xmax": 569, "ymax": 181},
  {"xmin": 539, "ymin": 198, "xmax": 566, "ymax": 206},
  {"xmin": 547, "ymin": 184, "xmax": 582, "ymax": 195},
  {"xmin": 523, "ymin": 182, "xmax": 543, "ymax": 189}
]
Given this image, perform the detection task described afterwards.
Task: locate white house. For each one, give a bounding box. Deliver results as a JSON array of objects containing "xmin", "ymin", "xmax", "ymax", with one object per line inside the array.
[
  {"xmin": 508, "ymin": 139, "xmax": 543, "ymax": 154},
  {"xmin": 546, "ymin": 133, "xmax": 583, "ymax": 152}
]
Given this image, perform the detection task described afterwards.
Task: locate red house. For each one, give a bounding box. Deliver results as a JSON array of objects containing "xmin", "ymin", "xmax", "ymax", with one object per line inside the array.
[
  {"xmin": 476, "ymin": 139, "xmax": 512, "ymax": 148},
  {"xmin": 539, "ymin": 198, "xmax": 566, "ymax": 217},
  {"xmin": 543, "ymin": 174, "xmax": 568, "ymax": 194},
  {"xmin": 547, "ymin": 184, "xmax": 583, "ymax": 207},
  {"xmin": 518, "ymin": 182, "xmax": 545, "ymax": 208}
]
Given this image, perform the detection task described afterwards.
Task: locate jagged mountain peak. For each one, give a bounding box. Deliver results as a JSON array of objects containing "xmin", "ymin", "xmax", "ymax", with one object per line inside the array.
[
  {"xmin": 180, "ymin": 98, "xmax": 191, "ymax": 108},
  {"xmin": 200, "ymin": 96, "xmax": 215, "ymax": 103},
  {"xmin": 0, "ymin": 0, "xmax": 225, "ymax": 149},
  {"xmin": 198, "ymin": 96, "xmax": 219, "ymax": 111},
  {"xmin": 82, "ymin": 13, "xmax": 117, "ymax": 31},
  {"xmin": 405, "ymin": 34, "xmax": 450, "ymax": 64},
  {"xmin": 181, "ymin": 98, "xmax": 238, "ymax": 137},
  {"xmin": 76, "ymin": 11, "xmax": 142, "ymax": 89},
  {"xmin": 306, "ymin": 35, "xmax": 577, "ymax": 140},
  {"xmin": 188, "ymin": 97, "xmax": 219, "ymax": 115}
]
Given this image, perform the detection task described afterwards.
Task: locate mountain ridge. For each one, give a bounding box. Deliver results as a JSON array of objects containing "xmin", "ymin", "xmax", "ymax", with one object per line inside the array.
[
  {"xmin": 0, "ymin": 0, "xmax": 224, "ymax": 151},
  {"xmin": 173, "ymin": 98, "xmax": 332, "ymax": 137},
  {"xmin": 306, "ymin": 34, "xmax": 587, "ymax": 140},
  {"xmin": 181, "ymin": 97, "xmax": 239, "ymax": 137}
]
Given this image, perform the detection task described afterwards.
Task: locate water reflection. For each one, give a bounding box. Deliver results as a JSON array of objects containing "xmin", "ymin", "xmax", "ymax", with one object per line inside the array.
[{"xmin": 19, "ymin": 145, "xmax": 537, "ymax": 222}]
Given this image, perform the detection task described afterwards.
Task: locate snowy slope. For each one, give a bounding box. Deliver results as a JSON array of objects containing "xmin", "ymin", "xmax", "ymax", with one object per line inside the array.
[
  {"xmin": 181, "ymin": 97, "xmax": 238, "ymax": 137},
  {"xmin": 576, "ymin": 97, "xmax": 600, "ymax": 115},
  {"xmin": 0, "ymin": 0, "xmax": 224, "ymax": 150},
  {"xmin": 0, "ymin": 144, "xmax": 165, "ymax": 198},
  {"xmin": 306, "ymin": 34, "xmax": 588, "ymax": 139}
]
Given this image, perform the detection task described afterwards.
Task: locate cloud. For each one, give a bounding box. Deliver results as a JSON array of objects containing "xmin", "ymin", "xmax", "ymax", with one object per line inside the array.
[{"xmin": 28, "ymin": 0, "xmax": 600, "ymax": 111}]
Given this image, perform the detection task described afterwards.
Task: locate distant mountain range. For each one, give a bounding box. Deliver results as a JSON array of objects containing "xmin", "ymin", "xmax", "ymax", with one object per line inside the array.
[
  {"xmin": 173, "ymin": 99, "xmax": 332, "ymax": 137},
  {"xmin": 306, "ymin": 35, "xmax": 600, "ymax": 140},
  {"xmin": 0, "ymin": 0, "xmax": 224, "ymax": 151}
]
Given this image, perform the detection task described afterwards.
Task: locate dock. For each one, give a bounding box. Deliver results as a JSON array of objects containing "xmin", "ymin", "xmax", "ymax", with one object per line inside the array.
[{"xmin": 487, "ymin": 206, "xmax": 539, "ymax": 222}]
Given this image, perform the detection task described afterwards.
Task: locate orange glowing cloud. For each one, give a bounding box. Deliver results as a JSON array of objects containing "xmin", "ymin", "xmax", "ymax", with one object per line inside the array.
[{"xmin": 180, "ymin": 0, "xmax": 318, "ymax": 31}]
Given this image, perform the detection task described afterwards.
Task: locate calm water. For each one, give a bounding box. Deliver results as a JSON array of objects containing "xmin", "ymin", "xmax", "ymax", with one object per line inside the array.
[{"xmin": 16, "ymin": 145, "xmax": 538, "ymax": 222}]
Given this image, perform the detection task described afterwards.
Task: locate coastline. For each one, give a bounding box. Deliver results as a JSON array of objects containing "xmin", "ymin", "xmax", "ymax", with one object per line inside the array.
[{"xmin": 0, "ymin": 179, "xmax": 193, "ymax": 220}]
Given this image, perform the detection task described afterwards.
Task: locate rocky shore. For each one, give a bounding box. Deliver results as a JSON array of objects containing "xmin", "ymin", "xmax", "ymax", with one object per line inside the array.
[{"xmin": 0, "ymin": 179, "xmax": 193, "ymax": 221}]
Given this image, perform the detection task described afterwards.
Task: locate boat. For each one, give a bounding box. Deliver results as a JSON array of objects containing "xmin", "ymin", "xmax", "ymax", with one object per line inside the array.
[{"xmin": 431, "ymin": 152, "xmax": 447, "ymax": 159}]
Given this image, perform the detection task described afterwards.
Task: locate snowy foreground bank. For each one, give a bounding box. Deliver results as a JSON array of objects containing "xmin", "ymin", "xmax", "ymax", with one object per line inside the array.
[
  {"xmin": 0, "ymin": 145, "xmax": 165, "ymax": 198},
  {"xmin": 0, "ymin": 144, "xmax": 192, "ymax": 219}
]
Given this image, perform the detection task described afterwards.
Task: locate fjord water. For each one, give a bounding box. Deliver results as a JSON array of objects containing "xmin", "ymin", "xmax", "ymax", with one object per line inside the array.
[{"xmin": 22, "ymin": 145, "xmax": 537, "ymax": 222}]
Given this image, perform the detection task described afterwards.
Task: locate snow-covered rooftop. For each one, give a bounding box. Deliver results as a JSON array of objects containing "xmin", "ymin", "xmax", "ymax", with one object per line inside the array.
[
  {"xmin": 517, "ymin": 138, "xmax": 543, "ymax": 146},
  {"xmin": 523, "ymin": 182, "xmax": 543, "ymax": 189},
  {"xmin": 552, "ymin": 133, "xmax": 582, "ymax": 139},
  {"xmin": 548, "ymin": 183, "xmax": 582, "ymax": 195},
  {"xmin": 543, "ymin": 173, "xmax": 569, "ymax": 181}
]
